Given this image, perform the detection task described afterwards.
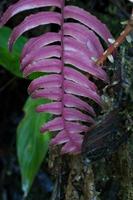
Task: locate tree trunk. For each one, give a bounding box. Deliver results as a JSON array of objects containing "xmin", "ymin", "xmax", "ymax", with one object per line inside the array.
[{"xmin": 48, "ymin": 44, "xmax": 133, "ymax": 200}]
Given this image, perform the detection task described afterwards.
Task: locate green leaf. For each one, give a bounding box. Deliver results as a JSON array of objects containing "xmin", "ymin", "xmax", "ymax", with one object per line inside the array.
[
  {"xmin": 0, "ymin": 27, "xmax": 45, "ymax": 79},
  {"xmin": 0, "ymin": 26, "xmax": 27, "ymax": 77},
  {"xmin": 17, "ymin": 97, "xmax": 51, "ymax": 197}
]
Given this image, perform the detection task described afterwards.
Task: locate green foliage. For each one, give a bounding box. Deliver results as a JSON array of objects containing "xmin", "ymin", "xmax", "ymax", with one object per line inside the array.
[
  {"xmin": 0, "ymin": 26, "xmax": 27, "ymax": 77},
  {"xmin": 0, "ymin": 27, "xmax": 51, "ymax": 196},
  {"xmin": 17, "ymin": 97, "xmax": 51, "ymax": 197},
  {"xmin": 0, "ymin": 27, "xmax": 45, "ymax": 79}
]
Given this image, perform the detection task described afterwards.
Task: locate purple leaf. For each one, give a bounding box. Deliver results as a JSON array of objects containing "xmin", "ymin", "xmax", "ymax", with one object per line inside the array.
[
  {"xmin": 36, "ymin": 102, "xmax": 62, "ymax": 115},
  {"xmin": 64, "ymin": 80, "xmax": 102, "ymax": 105},
  {"xmin": 63, "ymin": 22, "xmax": 104, "ymax": 57},
  {"xmin": 23, "ymin": 59, "xmax": 62, "ymax": 77},
  {"xmin": 31, "ymin": 88, "xmax": 62, "ymax": 101},
  {"xmin": 50, "ymin": 130, "xmax": 69, "ymax": 145},
  {"xmin": 21, "ymin": 32, "xmax": 61, "ymax": 59},
  {"xmin": 40, "ymin": 117, "xmax": 64, "ymax": 132},
  {"xmin": 0, "ymin": 0, "xmax": 112, "ymax": 154},
  {"xmin": 65, "ymin": 122, "xmax": 89, "ymax": 133},
  {"xmin": 64, "ymin": 36, "xmax": 94, "ymax": 58},
  {"xmin": 21, "ymin": 45, "xmax": 61, "ymax": 70},
  {"xmin": 64, "ymin": 108, "xmax": 95, "ymax": 123},
  {"xmin": 52, "ymin": 130, "xmax": 83, "ymax": 154},
  {"xmin": 64, "ymin": 66, "xmax": 97, "ymax": 91},
  {"xmin": 8, "ymin": 12, "xmax": 61, "ymax": 51},
  {"xmin": 61, "ymin": 140, "xmax": 82, "ymax": 154},
  {"xmin": 64, "ymin": 94, "xmax": 96, "ymax": 116},
  {"xmin": 0, "ymin": 0, "xmax": 61, "ymax": 27},
  {"xmin": 64, "ymin": 6, "xmax": 113, "ymax": 43},
  {"xmin": 64, "ymin": 51, "xmax": 109, "ymax": 82},
  {"xmin": 28, "ymin": 74, "xmax": 62, "ymax": 94}
]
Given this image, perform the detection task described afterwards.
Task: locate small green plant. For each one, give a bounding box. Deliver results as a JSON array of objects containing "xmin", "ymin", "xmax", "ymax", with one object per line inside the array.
[{"xmin": 0, "ymin": 26, "xmax": 51, "ymax": 195}]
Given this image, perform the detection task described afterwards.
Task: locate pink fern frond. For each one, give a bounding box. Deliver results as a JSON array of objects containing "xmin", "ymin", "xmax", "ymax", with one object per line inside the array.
[{"xmin": 0, "ymin": 0, "xmax": 112, "ymax": 154}]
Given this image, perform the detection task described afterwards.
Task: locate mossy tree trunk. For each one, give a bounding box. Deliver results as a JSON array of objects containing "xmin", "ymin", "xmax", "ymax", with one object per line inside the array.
[{"xmin": 49, "ymin": 44, "xmax": 133, "ymax": 200}]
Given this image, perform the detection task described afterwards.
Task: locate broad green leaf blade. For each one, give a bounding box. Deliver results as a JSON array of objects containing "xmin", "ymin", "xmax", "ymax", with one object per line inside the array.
[
  {"xmin": 0, "ymin": 26, "xmax": 27, "ymax": 77},
  {"xmin": 0, "ymin": 27, "xmax": 44, "ymax": 79},
  {"xmin": 17, "ymin": 97, "xmax": 51, "ymax": 197}
]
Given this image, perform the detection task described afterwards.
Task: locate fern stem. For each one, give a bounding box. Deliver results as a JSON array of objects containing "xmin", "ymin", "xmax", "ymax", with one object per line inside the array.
[
  {"xmin": 60, "ymin": 0, "xmax": 65, "ymax": 123},
  {"xmin": 60, "ymin": 0, "xmax": 81, "ymax": 150}
]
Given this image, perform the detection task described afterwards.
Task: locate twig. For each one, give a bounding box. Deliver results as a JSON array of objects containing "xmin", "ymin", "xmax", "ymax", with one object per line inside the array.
[{"xmin": 96, "ymin": 8, "xmax": 133, "ymax": 66}]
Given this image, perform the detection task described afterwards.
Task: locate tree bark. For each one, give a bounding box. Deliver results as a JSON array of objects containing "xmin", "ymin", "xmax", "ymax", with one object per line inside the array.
[{"xmin": 49, "ymin": 44, "xmax": 133, "ymax": 200}]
